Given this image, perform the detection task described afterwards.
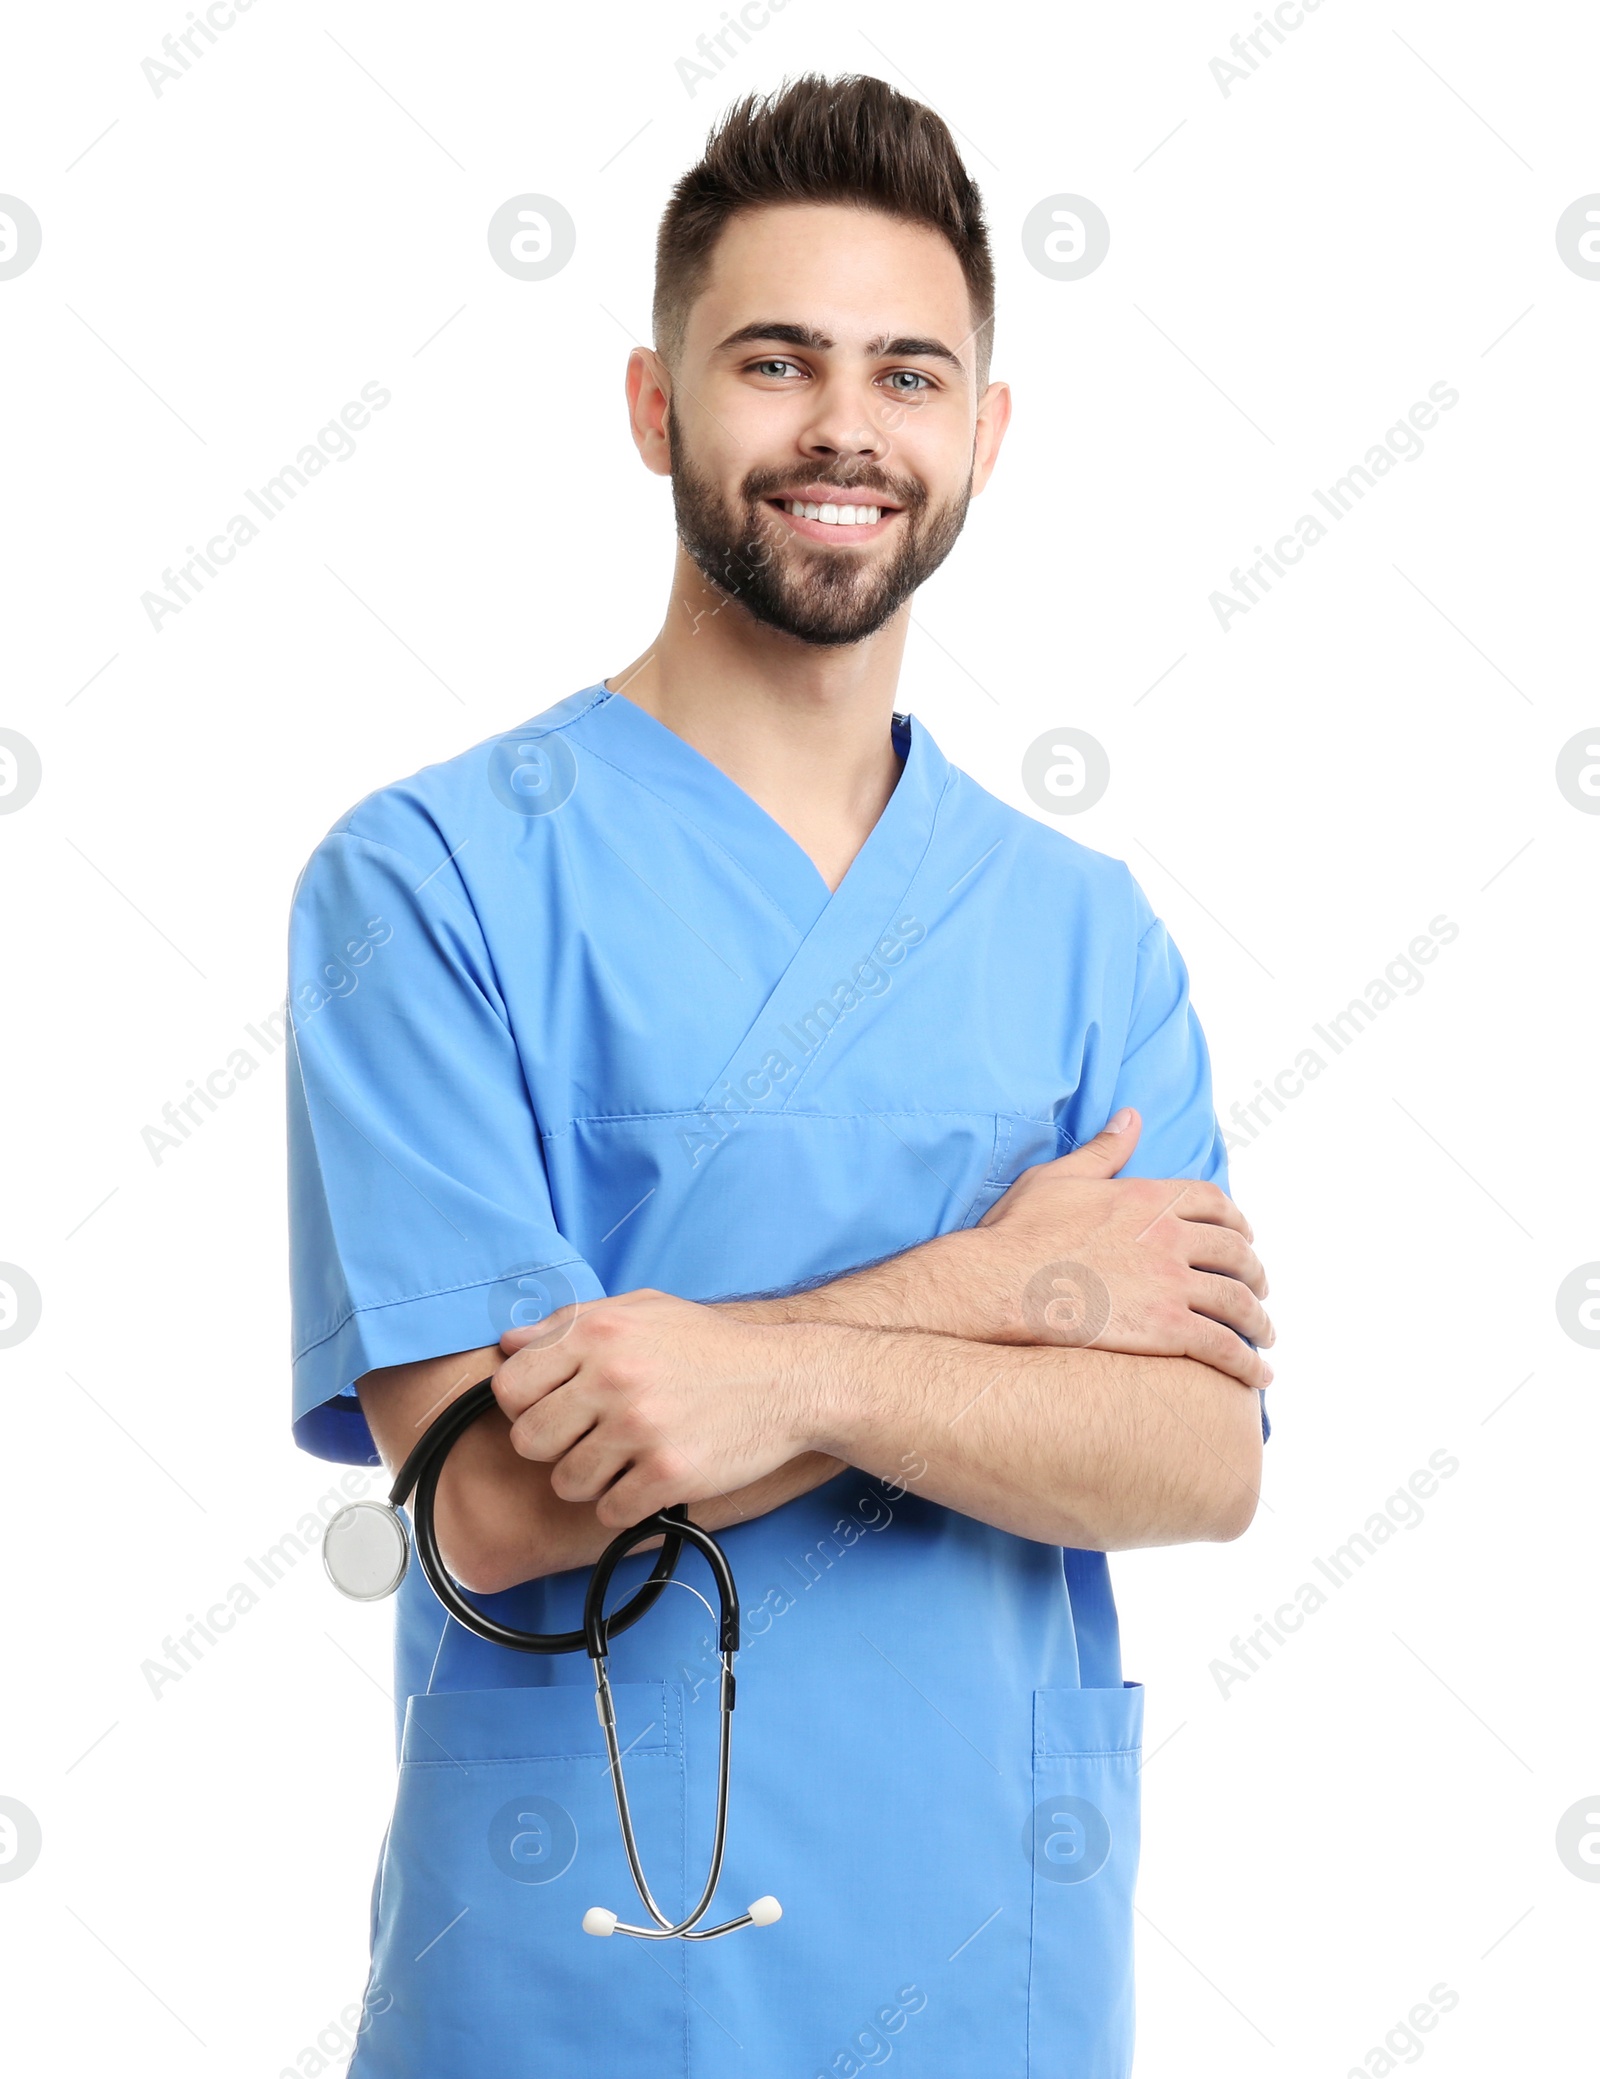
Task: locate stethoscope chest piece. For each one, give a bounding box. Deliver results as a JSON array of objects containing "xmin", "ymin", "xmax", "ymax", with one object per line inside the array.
[{"xmin": 324, "ymin": 1499, "xmax": 411, "ymax": 1601}]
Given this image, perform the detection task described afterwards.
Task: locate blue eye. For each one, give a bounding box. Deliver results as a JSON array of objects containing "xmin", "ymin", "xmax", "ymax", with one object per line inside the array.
[{"xmin": 884, "ymin": 370, "xmax": 933, "ymax": 393}]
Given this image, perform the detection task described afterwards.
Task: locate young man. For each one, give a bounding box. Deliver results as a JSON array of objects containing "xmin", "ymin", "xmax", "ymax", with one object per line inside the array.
[{"xmin": 288, "ymin": 73, "xmax": 1273, "ymax": 2078}]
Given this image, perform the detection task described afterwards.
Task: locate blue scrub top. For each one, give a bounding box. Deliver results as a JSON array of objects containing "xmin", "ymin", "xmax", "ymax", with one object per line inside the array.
[{"xmin": 288, "ymin": 685, "xmax": 1268, "ymax": 2078}]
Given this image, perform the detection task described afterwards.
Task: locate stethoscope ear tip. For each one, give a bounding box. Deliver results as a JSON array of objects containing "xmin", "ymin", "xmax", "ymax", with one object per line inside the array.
[
  {"xmin": 582, "ymin": 1907, "xmax": 618, "ymax": 1938},
  {"xmin": 747, "ymin": 1895, "xmax": 783, "ymax": 1926}
]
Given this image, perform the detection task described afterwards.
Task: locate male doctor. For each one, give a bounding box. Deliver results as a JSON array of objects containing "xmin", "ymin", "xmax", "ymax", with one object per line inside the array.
[{"xmin": 289, "ymin": 72, "xmax": 1272, "ymax": 2078}]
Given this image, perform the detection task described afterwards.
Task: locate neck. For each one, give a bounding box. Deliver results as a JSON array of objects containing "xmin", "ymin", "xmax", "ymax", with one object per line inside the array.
[{"xmin": 605, "ymin": 546, "xmax": 909, "ymax": 893}]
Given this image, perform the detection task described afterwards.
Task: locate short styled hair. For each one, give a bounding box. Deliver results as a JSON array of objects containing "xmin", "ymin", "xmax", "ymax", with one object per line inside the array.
[{"xmin": 653, "ymin": 72, "xmax": 995, "ymax": 389}]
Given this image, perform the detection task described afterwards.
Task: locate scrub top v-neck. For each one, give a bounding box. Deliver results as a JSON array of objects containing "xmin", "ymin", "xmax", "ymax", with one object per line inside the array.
[{"xmin": 287, "ymin": 682, "xmax": 1265, "ymax": 2078}]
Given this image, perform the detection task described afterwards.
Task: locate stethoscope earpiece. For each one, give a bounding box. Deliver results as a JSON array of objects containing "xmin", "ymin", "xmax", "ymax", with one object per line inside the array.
[
  {"xmin": 583, "ymin": 1894, "xmax": 782, "ymax": 1939},
  {"xmin": 326, "ymin": 1379, "xmax": 779, "ymax": 1943}
]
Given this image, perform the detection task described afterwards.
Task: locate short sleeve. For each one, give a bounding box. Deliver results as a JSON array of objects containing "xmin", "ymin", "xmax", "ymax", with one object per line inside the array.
[
  {"xmin": 286, "ymin": 829, "xmax": 604, "ymax": 1464},
  {"xmin": 1108, "ymin": 884, "xmax": 1271, "ymax": 1445}
]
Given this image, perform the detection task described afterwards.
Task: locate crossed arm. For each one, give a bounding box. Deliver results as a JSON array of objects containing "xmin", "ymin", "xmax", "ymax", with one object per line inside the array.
[{"xmin": 356, "ymin": 1111, "xmax": 1274, "ymax": 1595}]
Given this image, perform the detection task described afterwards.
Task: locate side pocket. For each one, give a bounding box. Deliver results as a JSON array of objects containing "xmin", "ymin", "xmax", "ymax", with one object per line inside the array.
[
  {"xmin": 351, "ymin": 1683, "xmax": 689, "ymax": 2079},
  {"xmin": 345, "ymin": 1815, "xmax": 391, "ymax": 2049},
  {"xmin": 1025, "ymin": 1683, "xmax": 1143, "ymax": 2079}
]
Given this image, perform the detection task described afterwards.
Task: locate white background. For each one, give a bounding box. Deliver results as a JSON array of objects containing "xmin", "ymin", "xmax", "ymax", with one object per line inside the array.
[{"xmin": 2, "ymin": 2, "xmax": 1596, "ymax": 2073}]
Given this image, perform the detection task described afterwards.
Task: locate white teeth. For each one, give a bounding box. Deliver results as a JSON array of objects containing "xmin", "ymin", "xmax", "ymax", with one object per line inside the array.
[{"xmin": 786, "ymin": 501, "xmax": 883, "ymax": 526}]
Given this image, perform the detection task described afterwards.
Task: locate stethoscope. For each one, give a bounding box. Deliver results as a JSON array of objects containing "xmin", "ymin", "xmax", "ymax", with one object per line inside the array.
[{"xmin": 322, "ymin": 1377, "xmax": 781, "ymax": 1943}]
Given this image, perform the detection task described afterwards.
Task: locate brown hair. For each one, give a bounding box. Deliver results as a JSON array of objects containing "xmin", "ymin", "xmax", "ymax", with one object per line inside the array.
[{"xmin": 653, "ymin": 73, "xmax": 995, "ymax": 389}]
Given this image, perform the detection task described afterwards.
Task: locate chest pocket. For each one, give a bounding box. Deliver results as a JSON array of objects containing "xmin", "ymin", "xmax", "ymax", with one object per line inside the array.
[
  {"xmin": 970, "ymin": 1113, "xmax": 1066, "ymax": 1222},
  {"xmin": 558, "ymin": 1110, "xmax": 1052, "ymax": 1295}
]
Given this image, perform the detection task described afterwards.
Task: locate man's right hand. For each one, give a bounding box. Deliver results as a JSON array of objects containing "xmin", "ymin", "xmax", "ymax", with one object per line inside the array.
[
  {"xmin": 356, "ymin": 1341, "xmax": 847, "ymax": 1596},
  {"xmin": 969, "ymin": 1108, "xmax": 1274, "ymax": 1389}
]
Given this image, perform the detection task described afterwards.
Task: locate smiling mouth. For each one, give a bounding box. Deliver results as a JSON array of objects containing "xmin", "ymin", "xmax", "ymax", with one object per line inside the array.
[{"xmin": 764, "ymin": 496, "xmax": 902, "ymax": 543}]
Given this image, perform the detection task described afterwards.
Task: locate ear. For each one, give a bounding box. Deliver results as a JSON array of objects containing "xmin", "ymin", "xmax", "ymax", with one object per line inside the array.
[
  {"xmin": 626, "ymin": 346, "xmax": 674, "ymax": 479},
  {"xmin": 969, "ymin": 378, "xmax": 1012, "ymax": 499}
]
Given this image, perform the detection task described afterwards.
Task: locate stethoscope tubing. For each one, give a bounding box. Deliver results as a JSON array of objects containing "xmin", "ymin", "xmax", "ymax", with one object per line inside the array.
[
  {"xmin": 389, "ymin": 1376, "xmax": 755, "ymax": 1941},
  {"xmin": 392, "ymin": 1379, "xmax": 689, "ymax": 1655},
  {"xmin": 583, "ymin": 1513, "xmax": 743, "ymax": 1938}
]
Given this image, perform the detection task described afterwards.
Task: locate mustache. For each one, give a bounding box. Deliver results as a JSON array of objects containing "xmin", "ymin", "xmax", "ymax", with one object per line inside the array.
[{"xmin": 743, "ymin": 470, "xmax": 926, "ymax": 511}]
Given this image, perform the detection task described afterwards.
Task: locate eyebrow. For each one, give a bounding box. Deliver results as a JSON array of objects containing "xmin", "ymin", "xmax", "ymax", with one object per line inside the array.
[{"xmin": 713, "ymin": 320, "xmax": 967, "ymax": 375}]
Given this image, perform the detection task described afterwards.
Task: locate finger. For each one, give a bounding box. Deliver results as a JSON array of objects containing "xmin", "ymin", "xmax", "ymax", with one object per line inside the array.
[
  {"xmin": 1049, "ymin": 1107, "xmax": 1142, "ymax": 1179},
  {"xmin": 1181, "ymin": 1225, "xmax": 1268, "ymax": 1300},
  {"xmin": 499, "ymin": 1300, "xmax": 584, "ymax": 1358},
  {"xmin": 507, "ymin": 1386, "xmax": 599, "ymax": 1464},
  {"xmin": 549, "ymin": 1430, "xmax": 633, "ymax": 1505},
  {"xmin": 1186, "ymin": 1271, "xmax": 1275, "ymax": 1347},
  {"xmin": 1166, "ymin": 1179, "xmax": 1252, "ymax": 1241},
  {"xmin": 492, "ymin": 1338, "xmax": 583, "ymax": 1421},
  {"xmin": 592, "ymin": 1453, "xmax": 694, "ymax": 1530},
  {"xmin": 593, "ymin": 1476, "xmax": 654, "ymax": 1532},
  {"xmin": 1190, "ymin": 1317, "xmax": 1274, "ymax": 1390},
  {"xmin": 976, "ymin": 1116, "xmax": 1140, "ymax": 1229}
]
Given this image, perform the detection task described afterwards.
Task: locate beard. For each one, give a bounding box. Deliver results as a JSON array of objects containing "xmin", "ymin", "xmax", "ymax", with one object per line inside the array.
[{"xmin": 665, "ymin": 403, "xmax": 972, "ymax": 648}]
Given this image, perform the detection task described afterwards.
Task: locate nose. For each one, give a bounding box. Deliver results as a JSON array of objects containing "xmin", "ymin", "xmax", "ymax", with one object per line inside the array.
[{"xmin": 796, "ymin": 372, "xmax": 893, "ymax": 473}]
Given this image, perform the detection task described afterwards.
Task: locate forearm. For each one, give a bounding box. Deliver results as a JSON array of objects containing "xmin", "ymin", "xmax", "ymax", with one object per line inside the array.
[
  {"xmin": 463, "ymin": 1447, "xmax": 848, "ymax": 1593},
  {"xmin": 718, "ymin": 1224, "xmax": 1014, "ymax": 1341},
  {"xmin": 789, "ymin": 1322, "xmax": 1263, "ymax": 1550},
  {"xmin": 356, "ymin": 1346, "xmax": 845, "ymax": 1594}
]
